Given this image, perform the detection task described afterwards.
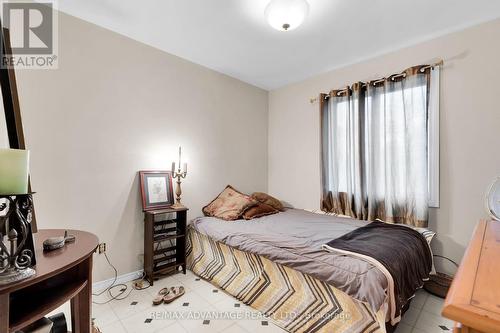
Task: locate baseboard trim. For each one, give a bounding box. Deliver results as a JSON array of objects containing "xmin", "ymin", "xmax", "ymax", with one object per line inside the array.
[{"xmin": 92, "ymin": 270, "xmax": 144, "ymax": 293}]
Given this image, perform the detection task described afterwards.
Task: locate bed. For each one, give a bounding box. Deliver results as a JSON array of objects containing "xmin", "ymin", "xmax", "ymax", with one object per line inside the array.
[{"xmin": 186, "ymin": 208, "xmax": 430, "ymax": 333}]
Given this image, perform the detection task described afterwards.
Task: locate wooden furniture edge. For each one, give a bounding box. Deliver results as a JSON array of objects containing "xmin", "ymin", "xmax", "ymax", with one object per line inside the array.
[
  {"xmin": 9, "ymin": 280, "xmax": 87, "ymax": 332},
  {"xmin": 145, "ymin": 207, "xmax": 189, "ymax": 215},
  {"xmin": 0, "ymin": 26, "xmax": 38, "ymax": 232},
  {"xmin": 443, "ymin": 304, "xmax": 500, "ymax": 333},
  {"xmin": 0, "ymin": 230, "xmax": 98, "ymax": 294},
  {"xmin": 442, "ymin": 220, "xmax": 500, "ymax": 333}
]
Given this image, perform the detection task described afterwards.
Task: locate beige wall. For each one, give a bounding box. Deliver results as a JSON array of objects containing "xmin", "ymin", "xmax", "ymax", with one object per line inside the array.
[
  {"xmin": 269, "ymin": 19, "xmax": 500, "ymax": 271},
  {"xmin": 12, "ymin": 11, "xmax": 500, "ymax": 280},
  {"xmin": 16, "ymin": 12, "xmax": 268, "ymax": 282}
]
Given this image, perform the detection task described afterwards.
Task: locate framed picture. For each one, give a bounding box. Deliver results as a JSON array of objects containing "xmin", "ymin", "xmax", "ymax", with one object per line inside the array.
[{"xmin": 139, "ymin": 171, "xmax": 174, "ymax": 211}]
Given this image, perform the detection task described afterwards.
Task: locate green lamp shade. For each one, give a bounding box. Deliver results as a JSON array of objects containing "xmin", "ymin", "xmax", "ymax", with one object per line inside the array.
[{"xmin": 0, "ymin": 149, "xmax": 30, "ymax": 195}]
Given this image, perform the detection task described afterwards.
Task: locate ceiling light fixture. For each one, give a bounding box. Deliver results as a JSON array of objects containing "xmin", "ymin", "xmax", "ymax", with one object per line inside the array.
[{"xmin": 265, "ymin": 0, "xmax": 310, "ymax": 32}]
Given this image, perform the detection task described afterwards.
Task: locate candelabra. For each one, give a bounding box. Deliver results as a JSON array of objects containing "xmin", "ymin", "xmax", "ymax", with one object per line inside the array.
[
  {"xmin": 171, "ymin": 147, "xmax": 188, "ymax": 209},
  {"xmin": 0, "ymin": 194, "xmax": 35, "ymax": 285}
]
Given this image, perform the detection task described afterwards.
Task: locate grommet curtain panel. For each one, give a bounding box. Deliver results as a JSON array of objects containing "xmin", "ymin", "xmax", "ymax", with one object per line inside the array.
[{"xmin": 320, "ymin": 65, "xmax": 439, "ymax": 227}]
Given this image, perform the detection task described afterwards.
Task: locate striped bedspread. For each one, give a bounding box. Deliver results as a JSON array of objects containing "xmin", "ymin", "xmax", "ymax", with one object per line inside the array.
[{"xmin": 187, "ymin": 227, "xmax": 387, "ymax": 333}]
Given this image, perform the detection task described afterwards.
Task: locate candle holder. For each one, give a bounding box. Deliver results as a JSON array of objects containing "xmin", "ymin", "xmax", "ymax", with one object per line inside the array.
[
  {"xmin": 171, "ymin": 147, "xmax": 188, "ymax": 209},
  {"xmin": 171, "ymin": 167, "xmax": 187, "ymax": 209},
  {"xmin": 0, "ymin": 194, "xmax": 36, "ymax": 285}
]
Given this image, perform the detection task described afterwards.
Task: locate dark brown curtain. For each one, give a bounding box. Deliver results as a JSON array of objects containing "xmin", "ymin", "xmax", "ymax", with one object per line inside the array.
[{"xmin": 320, "ymin": 65, "xmax": 439, "ymax": 227}]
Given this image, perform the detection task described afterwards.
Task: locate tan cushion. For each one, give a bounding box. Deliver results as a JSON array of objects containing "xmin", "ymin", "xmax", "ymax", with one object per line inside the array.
[
  {"xmin": 251, "ymin": 192, "xmax": 284, "ymax": 211},
  {"xmin": 242, "ymin": 202, "xmax": 279, "ymax": 220},
  {"xmin": 203, "ymin": 185, "xmax": 257, "ymax": 220}
]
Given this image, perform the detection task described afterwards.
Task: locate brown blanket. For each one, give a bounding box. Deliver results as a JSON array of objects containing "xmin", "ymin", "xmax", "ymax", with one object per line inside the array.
[{"xmin": 324, "ymin": 221, "xmax": 432, "ymax": 320}]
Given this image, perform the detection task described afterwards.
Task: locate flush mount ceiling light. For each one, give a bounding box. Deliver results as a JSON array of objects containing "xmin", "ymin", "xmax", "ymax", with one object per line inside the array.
[{"xmin": 265, "ymin": 0, "xmax": 310, "ymax": 31}]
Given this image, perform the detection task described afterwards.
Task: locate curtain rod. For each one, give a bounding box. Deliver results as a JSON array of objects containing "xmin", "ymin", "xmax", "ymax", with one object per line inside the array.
[{"xmin": 309, "ymin": 59, "xmax": 443, "ymax": 104}]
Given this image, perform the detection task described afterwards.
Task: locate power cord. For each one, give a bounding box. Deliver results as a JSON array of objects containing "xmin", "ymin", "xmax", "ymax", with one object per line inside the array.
[
  {"xmin": 92, "ymin": 252, "xmax": 151, "ymax": 305},
  {"xmin": 432, "ymin": 254, "xmax": 459, "ymax": 268},
  {"xmin": 93, "ymin": 218, "xmax": 178, "ymax": 304}
]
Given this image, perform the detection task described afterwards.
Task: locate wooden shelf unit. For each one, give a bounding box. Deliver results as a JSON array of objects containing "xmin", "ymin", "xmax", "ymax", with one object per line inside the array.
[{"xmin": 144, "ymin": 207, "xmax": 188, "ymax": 285}]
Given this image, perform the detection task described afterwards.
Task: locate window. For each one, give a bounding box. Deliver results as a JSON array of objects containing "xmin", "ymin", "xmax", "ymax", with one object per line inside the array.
[
  {"xmin": 428, "ymin": 67, "xmax": 440, "ymax": 208},
  {"xmin": 320, "ymin": 65, "xmax": 440, "ymax": 226}
]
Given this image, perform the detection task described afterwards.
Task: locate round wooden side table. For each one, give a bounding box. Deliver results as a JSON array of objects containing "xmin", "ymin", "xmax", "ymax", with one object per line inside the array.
[{"xmin": 0, "ymin": 229, "xmax": 98, "ymax": 333}]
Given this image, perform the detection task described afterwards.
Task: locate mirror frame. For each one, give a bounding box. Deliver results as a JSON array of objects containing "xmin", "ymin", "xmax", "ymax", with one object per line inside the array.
[{"xmin": 0, "ymin": 23, "xmax": 37, "ymax": 232}]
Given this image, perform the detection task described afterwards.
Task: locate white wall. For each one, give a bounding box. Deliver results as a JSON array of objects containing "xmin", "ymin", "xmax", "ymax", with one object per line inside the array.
[
  {"xmin": 269, "ymin": 19, "xmax": 500, "ymax": 271},
  {"xmin": 15, "ymin": 12, "xmax": 268, "ymax": 281}
]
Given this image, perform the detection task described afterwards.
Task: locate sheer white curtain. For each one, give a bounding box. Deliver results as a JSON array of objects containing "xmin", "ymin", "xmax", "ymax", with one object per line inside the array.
[{"xmin": 321, "ymin": 65, "xmax": 439, "ymax": 227}]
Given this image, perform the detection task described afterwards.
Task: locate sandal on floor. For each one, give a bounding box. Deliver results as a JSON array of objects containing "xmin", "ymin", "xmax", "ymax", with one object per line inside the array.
[
  {"xmin": 152, "ymin": 288, "xmax": 170, "ymax": 305},
  {"xmin": 163, "ymin": 286, "xmax": 185, "ymax": 304}
]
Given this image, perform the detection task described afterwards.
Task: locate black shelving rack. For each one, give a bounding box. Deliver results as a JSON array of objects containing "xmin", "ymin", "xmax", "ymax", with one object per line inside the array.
[{"xmin": 143, "ymin": 207, "xmax": 188, "ymax": 285}]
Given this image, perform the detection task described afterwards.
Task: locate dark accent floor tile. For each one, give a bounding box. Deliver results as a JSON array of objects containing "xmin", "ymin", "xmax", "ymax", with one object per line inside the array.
[
  {"xmin": 144, "ymin": 318, "xmax": 152, "ymax": 323},
  {"xmin": 130, "ymin": 301, "xmax": 138, "ymax": 305},
  {"xmin": 234, "ymin": 303, "xmax": 240, "ymax": 307},
  {"xmin": 203, "ymin": 320, "xmax": 210, "ymax": 325},
  {"xmin": 195, "ymin": 278, "xmax": 200, "ymax": 281},
  {"xmin": 439, "ymin": 326, "xmax": 450, "ymax": 331},
  {"xmin": 212, "ymin": 289, "xmax": 218, "ymax": 293},
  {"xmin": 183, "ymin": 302, "xmax": 189, "ymax": 307},
  {"xmin": 261, "ymin": 321, "xmax": 268, "ymax": 326}
]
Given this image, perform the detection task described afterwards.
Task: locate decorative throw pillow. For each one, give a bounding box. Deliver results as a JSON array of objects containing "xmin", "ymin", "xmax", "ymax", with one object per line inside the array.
[
  {"xmin": 251, "ymin": 192, "xmax": 284, "ymax": 211},
  {"xmin": 243, "ymin": 202, "xmax": 279, "ymax": 220},
  {"xmin": 413, "ymin": 227, "xmax": 436, "ymax": 247},
  {"xmin": 304, "ymin": 209, "xmax": 352, "ymax": 218},
  {"xmin": 413, "ymin": 227, "xmax": 437, "ymax": 274},
  {"xmin": 203, "ymin": 185, "xmax": 257, "ymax": 221}
]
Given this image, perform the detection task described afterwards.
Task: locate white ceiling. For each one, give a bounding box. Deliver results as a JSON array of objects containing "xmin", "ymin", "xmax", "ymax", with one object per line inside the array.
[{"xmin": 56, "ymin": 0, "xmax": 500, "ymax": 90}]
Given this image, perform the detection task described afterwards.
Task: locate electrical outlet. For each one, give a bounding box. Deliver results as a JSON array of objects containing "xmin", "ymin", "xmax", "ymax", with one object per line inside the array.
[{"xmin": 98, "ymin": 242, "xmax": 106, "ymax": 254}]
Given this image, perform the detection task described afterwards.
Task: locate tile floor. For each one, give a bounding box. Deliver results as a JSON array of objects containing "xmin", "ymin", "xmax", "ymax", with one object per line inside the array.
[{"xmin": 49, "ymin": 270, "xmax": 453, "ymax": 333}]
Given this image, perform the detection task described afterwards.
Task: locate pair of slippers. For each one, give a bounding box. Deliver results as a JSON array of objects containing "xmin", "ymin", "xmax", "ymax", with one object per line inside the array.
[{"xmin": 153, "ymin": 286, "xmax": 185, "ymax": 305}]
